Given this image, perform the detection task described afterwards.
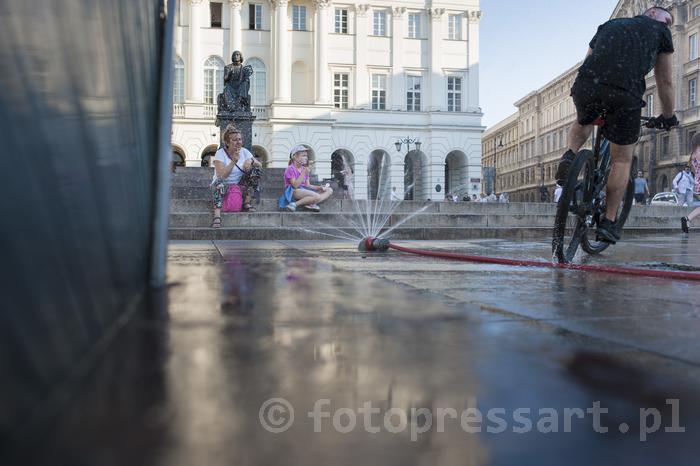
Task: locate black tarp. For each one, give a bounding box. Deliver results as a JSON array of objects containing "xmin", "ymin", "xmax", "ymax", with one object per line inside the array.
[{"xmin": 0, "ymin": 0, "xmax": 171, "ymax": 458}]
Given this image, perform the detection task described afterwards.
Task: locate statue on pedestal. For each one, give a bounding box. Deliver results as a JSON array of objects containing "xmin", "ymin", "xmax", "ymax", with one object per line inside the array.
[
  {"xmin": 217, "ymin": 50, "xmax": 253, "ymax": 112},
  {"xmin": 216, "ymin": 50, "xmax": 256, "ymax": 152}
]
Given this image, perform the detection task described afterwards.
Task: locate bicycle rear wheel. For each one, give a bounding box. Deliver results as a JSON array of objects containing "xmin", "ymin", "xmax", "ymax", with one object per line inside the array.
[
  {"xmin": 552, "ymin": 150, "xmax": 595, "ymax": 263},
  {"xmin": 580, "ymin": 157, "xmax": 636, "ymax": 255}
]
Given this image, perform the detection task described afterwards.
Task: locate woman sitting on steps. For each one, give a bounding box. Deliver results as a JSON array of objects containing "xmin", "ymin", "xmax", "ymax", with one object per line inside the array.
[{"xmin": 210, "ymin": 124, "xmax": 262, "ymax": 228}]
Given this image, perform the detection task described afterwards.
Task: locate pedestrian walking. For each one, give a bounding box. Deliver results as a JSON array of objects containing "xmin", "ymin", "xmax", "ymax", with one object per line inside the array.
[
  {"xmin": 634, "ymin": 171, "xmax": 650, "ymax": 205},
  {"xmin": 672, "ymin": 165, "xmax": 695, "ymax": 206}
]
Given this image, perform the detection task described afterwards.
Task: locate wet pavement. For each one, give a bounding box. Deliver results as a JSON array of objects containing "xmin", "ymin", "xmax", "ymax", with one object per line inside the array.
[{"xmin": 32, "ymin": 236, "xmax": 700, "ymax": 466}]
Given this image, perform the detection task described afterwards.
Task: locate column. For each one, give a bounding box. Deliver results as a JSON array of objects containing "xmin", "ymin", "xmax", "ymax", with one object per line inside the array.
[
  {"xmin": 354, "ymin": 4, "xmax": 370, "ymax": 108},
  {"xmin": 466, "ymin": 10, "xmax": 481, "ymax": 112},
  {"xmin": 428, "ymin": 8, "xmax": 445, "ymax": 111},
  {"xmin": 314, "ymin": 0, "xmax": 331, "ymax": 104},
  {"xmin": 391, "ymin": 7, "xmax": 405, "ymax": 110},
  {"xmin": 228, "ymin": 0, "xmax": 242, "ymax": 56},
  {"xmin": 274, "ymin": 0, "xmax": 291, "ymax": 102},
  {"xmin": 187, "ymin": 0, "xmax": 205, "ymax": 102}
]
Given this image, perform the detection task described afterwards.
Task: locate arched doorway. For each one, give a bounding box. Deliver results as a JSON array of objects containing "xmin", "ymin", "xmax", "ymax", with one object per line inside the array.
[
  {"xmin": 368, "ymin": 150, "xmax": 391, "ymax": 200},
  {"xmin": 252, "ymin": 145, "xmax": 269, "ymax": 168},
  {"xmin": 445, "ymin": 150, "xmax": 467, "ymax": 197},
  {"xmin": 201, "ymin": 145, "xmax": 218, "ymax": 167},
  {"xmin": 172, "ymin": 146, "xmax": 186, "ymax": 167},
  {"xmin": 404, "ymin": 150, "xmax": 427, "ymax": 200},
  {"xmin": 659, "ymin": 174, "xmax": 669, "ymax": 192},
  {"xmin": 331, "ymin": 149, "xmax": 355, "ymax": 193}
]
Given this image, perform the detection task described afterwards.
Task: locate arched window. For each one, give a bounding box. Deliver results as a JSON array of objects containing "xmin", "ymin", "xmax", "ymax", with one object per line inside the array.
[
  {"xmin": 173, "ymin": 56, "xmax": 185, "ymax": 104},
  {"xmin": 246, "ymin": 58, "xmax": 267, "ymax": 106},
  {"xmin": 204, "ymin": 56, "xmax": 224, "ymax": 104}
]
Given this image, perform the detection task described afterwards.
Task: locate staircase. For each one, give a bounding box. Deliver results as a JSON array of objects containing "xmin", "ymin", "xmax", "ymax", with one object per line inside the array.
[{"xmin": 169, "ymin": 168, "xmax": 691, "ymax": 240}]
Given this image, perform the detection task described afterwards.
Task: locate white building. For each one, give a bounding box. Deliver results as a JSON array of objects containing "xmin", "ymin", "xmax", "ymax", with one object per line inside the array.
[{"xmin": 171, "ymin": 0, "xmax": 483, "ymax": 200}]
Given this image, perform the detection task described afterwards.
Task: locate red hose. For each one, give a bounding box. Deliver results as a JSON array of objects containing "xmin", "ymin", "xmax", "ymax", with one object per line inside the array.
[{"xmin": 387, "ymin": 243, "xmax": 700, "ymax": 282}]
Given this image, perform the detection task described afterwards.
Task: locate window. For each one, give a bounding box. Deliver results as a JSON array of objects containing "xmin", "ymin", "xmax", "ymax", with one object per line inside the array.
[
  {"xmin": 334, "ymin": 9, "xmax": 348, "ymax": 34},
  {"xmin": 661, "ymin": 134, "xmax": 669, "ymax": 156},
  {"xmin": 406, "ymin": 75, "xmax": 422, "ymax": 111},
  {"xmin": 173, "ymin": 56, "xmax": 185, "ymax": 104},
  {"xmin": 371, "ymin": 74, "xmax": 386, "ymax": 110},
  {"xmin": 447, "ymin": 76, "xmax": 462, "ymax": 112},
  {"xmin": 249, "ymin": 4, "xmax": 262, "ymax": 30},
  {"xmin": 691, "ymin": 34, "xmax": 698, "ymax": 60},
  {"xmin": 688, "ymin": 130, "xmax": 697, "ymax": 153},
  {"xmin": 292, "ymin": 5, "xmax": 307, "ymax": 31},
  {"xmin": 210, "ymin": 1, "xmax": 222, "ymax": 28},
  {"xmin": 204, "ymin": 56, "xmax": 224, "ymax": 104},
  {"xmin": 694, "ymin": 5, "xmax": 700, "ymax": 18},
  {"xmin": 373, "ymin": 10, "xmax": 387, "ymax": 36},
  {"xmin": 408, "ymin": 13, "xmax": 421, "ymax": 38},
  {"xmin": 333, "ymin": 73, "xmax": 349, "ymax": 109},
  {"xmin": 448, "ymin": 14, "xmax": 461, "ymax": 40},
  {"xmin": 690, "ymin": 78, "xmax": 697, "ymax": 108},
  {"xmin": 646, "ymin": 94, "xmax": 654, "ymax": 117},
  {"xmin": 247, "ymin": 58, "xmax": 267, "ymax": 106}
]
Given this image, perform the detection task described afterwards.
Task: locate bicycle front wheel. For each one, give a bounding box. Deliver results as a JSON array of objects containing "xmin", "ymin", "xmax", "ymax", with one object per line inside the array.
[{"xmin": 552, "ymin": 150, "xmax": 595, "ymax": 263}]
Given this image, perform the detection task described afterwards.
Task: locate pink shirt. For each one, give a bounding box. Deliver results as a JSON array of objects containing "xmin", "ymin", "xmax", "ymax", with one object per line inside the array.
[
  {"xmin": 284, "ymin": 164, "xmax": 309, "ymax": 188},
  {"xmin": 693, "ymin": 158, "xmax": 700, "ymax": 195}
]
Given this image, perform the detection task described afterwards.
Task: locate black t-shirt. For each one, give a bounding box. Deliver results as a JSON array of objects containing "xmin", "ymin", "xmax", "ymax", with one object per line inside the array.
[{"xmin": 575, "ymin": 15, "xmax": 674, "ymax": 99}]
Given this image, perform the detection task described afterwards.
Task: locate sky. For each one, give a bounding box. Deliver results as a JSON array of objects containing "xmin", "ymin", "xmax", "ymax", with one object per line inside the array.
[{"xmin": 479, "ymin": 0, "xmax": 619, "ymax": 129}]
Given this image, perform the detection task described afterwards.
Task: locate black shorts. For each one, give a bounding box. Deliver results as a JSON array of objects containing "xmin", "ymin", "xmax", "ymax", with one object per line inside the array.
[
  {"xmin": 634, "ymin": 193, "xmax": 646, "ymax": 203},
  {"xmin": 571, "ymin": 80, "xmax": 643, "ymax": 145}
]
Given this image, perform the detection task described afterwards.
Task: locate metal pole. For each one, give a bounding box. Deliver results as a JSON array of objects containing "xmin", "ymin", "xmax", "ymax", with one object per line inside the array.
[{"xmin": 150, "ymin": 0, "xmax": 176, "ymax": 288}]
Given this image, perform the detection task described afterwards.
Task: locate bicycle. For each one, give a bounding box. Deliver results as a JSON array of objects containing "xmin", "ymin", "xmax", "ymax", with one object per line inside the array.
[{"xmin": 552, "ymin": 114, "xmax": 669, "ymax": 263}]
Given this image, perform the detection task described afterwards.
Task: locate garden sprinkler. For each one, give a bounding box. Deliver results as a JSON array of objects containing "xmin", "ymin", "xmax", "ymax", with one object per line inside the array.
[{"xmin": 358, "ymin": 236, "xmax": 390, "ymax": 252}]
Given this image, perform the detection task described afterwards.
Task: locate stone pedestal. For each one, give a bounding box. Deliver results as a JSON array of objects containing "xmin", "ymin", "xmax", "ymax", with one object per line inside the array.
[{"xmin": 216, "ymin": 112, "xmax": 256, "ymax": 151}]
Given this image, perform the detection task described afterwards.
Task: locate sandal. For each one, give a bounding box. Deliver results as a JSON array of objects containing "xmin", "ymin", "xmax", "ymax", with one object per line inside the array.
[
  {"xmin": 304, "ymin": 204, "xmax": 321, "ymax": 212},
  {"xmin": 211, "ymin": 216, "xmax": 222, "ymax": 228}
]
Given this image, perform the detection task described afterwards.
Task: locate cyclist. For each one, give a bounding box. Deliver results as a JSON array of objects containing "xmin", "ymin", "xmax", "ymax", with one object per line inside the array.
[{"xmin": 555, "ymin": 6, "xmax": 678, "ymax": 243}]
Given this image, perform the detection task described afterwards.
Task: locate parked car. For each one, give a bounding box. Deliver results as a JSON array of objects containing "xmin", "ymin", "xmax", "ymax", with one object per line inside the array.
[{"xmin": 650, "ymin": 192, "xmax": 679, "ymax": 206}]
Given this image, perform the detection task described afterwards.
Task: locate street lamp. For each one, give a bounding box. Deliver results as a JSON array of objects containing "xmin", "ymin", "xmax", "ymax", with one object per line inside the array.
[
  {"xmin": 538, "ymin": 160, "xmax": 547, "ymax": 202},
  {"xmin": 485, "ymin": 137, "xmax": 503, "ymax": 195},
  {"xmin": 395, "ymin": 136, "xmax": 421, "ymax": 153}
]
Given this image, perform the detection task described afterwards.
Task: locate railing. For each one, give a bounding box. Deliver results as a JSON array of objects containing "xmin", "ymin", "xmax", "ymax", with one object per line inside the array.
[
  {"xmin": 252, "ymin": 106, "xmax": 269, "ymax": 120},
  {"xmin": 172, "ymin": 104, "xmax": 270, "ymax": 120},
  {"xmin": 204, "ymin": 105, "xmax": 216, "ymax": 118}
]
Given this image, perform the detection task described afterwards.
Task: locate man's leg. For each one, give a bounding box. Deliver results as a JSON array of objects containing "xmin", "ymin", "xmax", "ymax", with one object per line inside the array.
[
  {"xmin": 604, "ymin": 142, "xmax": 635, "ymax": 221},
  {"xmin": 556, "ymin": 121, "xmax": 594, "ymax": 183},
  {"xmin": 567, "ymin": 121, "xmax": 594, "ymax": 153}
]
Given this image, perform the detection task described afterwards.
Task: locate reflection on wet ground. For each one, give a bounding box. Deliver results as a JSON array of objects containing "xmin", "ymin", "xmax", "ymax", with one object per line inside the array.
[{"xmin": 32, "ymin": 237, "xmax": 700, "ymax": 466}]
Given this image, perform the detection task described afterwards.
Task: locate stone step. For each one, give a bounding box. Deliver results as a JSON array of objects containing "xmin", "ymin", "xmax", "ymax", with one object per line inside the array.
[
  {"xmin": 170, "ymin": 167, "xmax": 319, "ymax": 186},
  {"xmin": 168, "ymin": 226, "xmax": 678, "ymax": 241},
  {"xmin": 171, "ymin": 179, "xmax": 342, "ymax": 200},
  {"xmin": 168, "ymin": 211, "xmax": 687, "ymax": 229},
  {"xmin": 169, "ymin": 198, "xmax": 694, "ymax": 217}
]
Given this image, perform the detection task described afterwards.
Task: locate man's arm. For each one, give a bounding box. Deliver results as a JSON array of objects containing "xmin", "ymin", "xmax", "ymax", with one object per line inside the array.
[{"xmin": 654, "ymin": 53, "xmax": 674, "ymax": 118}]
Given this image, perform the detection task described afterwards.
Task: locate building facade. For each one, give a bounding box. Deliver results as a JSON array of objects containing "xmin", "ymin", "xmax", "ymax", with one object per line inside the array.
[
  {"xmin": 483, "ymin": 0, "xmax": 698, "ymax": 202},
  {"xmin": 171, "ymin": 0, "xmax": 483, "ymax": 200}
]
